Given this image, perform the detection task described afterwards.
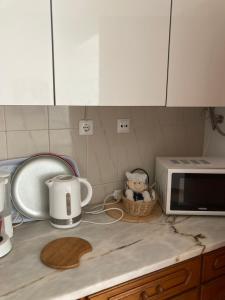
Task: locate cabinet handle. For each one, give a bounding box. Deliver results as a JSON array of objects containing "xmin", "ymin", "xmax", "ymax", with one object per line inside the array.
[
  {"xmin": 140, "ymin": 284, "xmax": 164, "ymax": 300},
  {"xmin": 140, "ymin": 291, "xmax": 150, "ymax": 300},
  {"xmin": 156, "ymin": 284, "xmax": 164, "ymax": 294}
]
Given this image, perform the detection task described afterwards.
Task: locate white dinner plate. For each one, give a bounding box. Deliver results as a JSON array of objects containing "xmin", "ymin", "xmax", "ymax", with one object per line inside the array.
[{"xmin": 11, "ymin": 155, "xmax": 74, "ymax": 220}]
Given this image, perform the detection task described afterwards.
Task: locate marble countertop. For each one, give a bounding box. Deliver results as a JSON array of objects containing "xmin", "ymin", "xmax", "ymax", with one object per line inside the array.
[{"xmin": 1, "ymin": 209, "xmax": 225, "ymax": 300}]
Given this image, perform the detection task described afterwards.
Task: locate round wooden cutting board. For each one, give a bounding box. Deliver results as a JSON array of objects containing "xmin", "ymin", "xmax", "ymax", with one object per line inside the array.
[
  {"xmin": 40, "ymin": 237, "xmax": 92, "ymax": 270},
  {"xmin": 105, "ymin": 201, "xmax": 162, "ymax": 223}
]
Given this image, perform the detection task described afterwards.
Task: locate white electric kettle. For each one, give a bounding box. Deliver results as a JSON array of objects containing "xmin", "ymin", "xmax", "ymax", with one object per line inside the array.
[{"xmin": 45, "ymin": 175, "xmax": 92, "ymax": 229}]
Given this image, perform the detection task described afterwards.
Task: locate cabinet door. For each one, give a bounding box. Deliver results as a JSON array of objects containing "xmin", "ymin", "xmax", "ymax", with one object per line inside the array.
[
  {"xmin": 52, "ymin": 0, "xmax": 170, "ymax": 106},
  {"xmin": 202, "ymin": 246, "xmax": 225, "ymax": 283},
  {"xmin": 201, "ymin": 274, "xmax": 225, "ymax": 300},
  {"xmin": 170, "ymin": 288, "xmax": 199, "ymax": 300},
  {"xmin": 167, "ymin": 0, "xmax": 225, "ymax": 107},
  {"xmin": 0, "ymin": 0, "xmax": 54, "ymax": 105}
]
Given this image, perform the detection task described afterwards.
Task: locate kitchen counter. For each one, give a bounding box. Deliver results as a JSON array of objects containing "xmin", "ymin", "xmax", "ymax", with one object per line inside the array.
[{"xmin": 1, "ymin": 208, "xmax": 225, "ymax": 300}]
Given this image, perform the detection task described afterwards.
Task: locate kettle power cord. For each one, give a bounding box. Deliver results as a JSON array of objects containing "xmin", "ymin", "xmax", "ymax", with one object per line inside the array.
[
  {"xmin": 81, "ymin": 190, "xmax": 124, "ymax": 225},
  {"xmin": 13, "ymin": 212, "xmax": 24, "ymax": 228},
  {"xmin": 13, "ymin": 190, "xmax": 124, "ymax": 228}
]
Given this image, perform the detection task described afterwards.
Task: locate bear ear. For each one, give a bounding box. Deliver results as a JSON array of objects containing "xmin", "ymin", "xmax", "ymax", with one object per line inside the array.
[
  {"xmin": 140, "ymin": 173, "xmax": 147, "ymax": 182},
  {"xmin": 126, "ymin": 172, "xmax": 132, "ymax": 180}
]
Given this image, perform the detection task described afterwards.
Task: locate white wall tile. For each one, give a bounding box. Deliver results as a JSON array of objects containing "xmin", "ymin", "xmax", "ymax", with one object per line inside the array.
[
  {"xmin": 182, "ymin": 108, "xmax": 205, "ymax": 124},
  {"xmin": 0, "ymin": 107, "xmax": 6, "ymax": 131},
  {"xmin": 130, "ymin": 107, "xmax": 158, "ymax": 129},
  {"xmin": 185, "ymin": 124, "xmax": 204, "ymax": 155},
  {"xmin": 48, "ymin": 106, "xmax": 84, "ymax": 129},
  {"xmin": 5, "ymin": 106, "xmax": 48, "ymax": 130},
  {"xmin": 0, "ymin": 106, "xmax": 205, "ymax": 206},
  {"xmin": 204, "ymin": 108, "xmax": 225, "ymax": 156},
  {"xmin": 86, "ymin": 107, "xmax": 204, "ymax": 186},
  {"xmin": 91, "ymin": 181, "xmax": 123, "ymax": 205},
  {"xmin": 116, "ymin": 131, "xmax": 144, "ymax": 182},
  {"xmin": 7, "ymin": 130, "xmax": 49, "ymax": 158},
  {"xmin": 86, "ymin": 107, "xmax": 133, "ymax": 186},
  {"xmin": 156, "ymin": 107, "xmax": 186, "ymax": 126},
  {"xmin": 117, "ymin": 127, "xmax": 159, "ymax": 184},
  {"xmin": 86, "ymin": 107, "xmax": 131, "ymax": 130},
  {"xmin": 49, "ymin": 129, "xmax": 87, "ymax": 176},
  {"xmin": 0, "ymin": 132, "xmax": 7, "ymax": 159},
  {"xmin": 87, "ymin": 127, "xmax": 117, "ymax": 186}
]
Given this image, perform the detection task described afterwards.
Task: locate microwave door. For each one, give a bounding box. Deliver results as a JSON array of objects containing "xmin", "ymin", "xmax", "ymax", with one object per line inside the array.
[{"xmin": 170, "ymin": 173, "xmax": 225, "ymax": 212}]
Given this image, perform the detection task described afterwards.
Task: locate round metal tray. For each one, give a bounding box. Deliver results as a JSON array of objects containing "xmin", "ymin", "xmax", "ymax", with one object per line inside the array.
[{"xmin": 11, "ymin": 155, "xmax": 74, "ymax": 220}]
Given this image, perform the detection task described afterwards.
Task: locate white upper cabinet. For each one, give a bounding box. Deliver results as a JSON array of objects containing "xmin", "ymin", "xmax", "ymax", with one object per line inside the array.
[
  {"xmin": 0, "ymin": 0, "xmax": 54, "ymax": 105},
  {"xmin": 52, "ymin": 0, "xmax": 171, "ymax": 106},
  {"xmin": 167, "ymin": 0, "xmax": 225, "ymax": 107}
]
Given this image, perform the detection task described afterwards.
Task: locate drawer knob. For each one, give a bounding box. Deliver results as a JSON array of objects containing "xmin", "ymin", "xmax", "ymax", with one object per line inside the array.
[
  {"xmin": 141, "ymin": 291, "xmax": 150, "ymax": 300},
  {"xmin": 156, "ymin": 284, "xmax": 164, "ymax": 294}
]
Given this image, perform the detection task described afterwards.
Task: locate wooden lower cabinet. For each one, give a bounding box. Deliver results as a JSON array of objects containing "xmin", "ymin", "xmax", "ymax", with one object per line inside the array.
[
  {"xmin": 83, "ymin": 289, "xmax": 199, "ymax": 300},
  {"xmin": 201, "ymin": 275, "xmax": 225, "ymax": 300},
  {"xmin": 84, "ymin": 246, "xmax": 225, "ymax": 300},
  {"xmin": 202, "ymin": 247, "xmax": 225, "ymax": 283},
  {"xmin": 88, "ymin": 258, "xmax": 201, "ymax": 300},
  {"xmin": 170, "ymin": 288, "xmax": 199, "ymax": 300}
]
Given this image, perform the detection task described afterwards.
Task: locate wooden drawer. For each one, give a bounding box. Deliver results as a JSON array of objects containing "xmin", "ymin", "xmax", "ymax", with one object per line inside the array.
[
  {"xmin": 202, "ymin": 246, "xmax": 225, "ymax": 283},
  {"xmin": 88, "ymin": 257, "xmax": 201, "ymax": 300},
  {"xmin": 201, "ymin": 274, "xmax": 225, "ymax": 300},
  {"xmin": 171, "ymin": 288, "xmax": 199, "ymax": 300}
]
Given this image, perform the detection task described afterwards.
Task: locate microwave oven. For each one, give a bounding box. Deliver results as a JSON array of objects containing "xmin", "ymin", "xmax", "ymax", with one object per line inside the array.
[{"xmin": 155, "ymin": 157, "xmax": 225, "ymax": 216}]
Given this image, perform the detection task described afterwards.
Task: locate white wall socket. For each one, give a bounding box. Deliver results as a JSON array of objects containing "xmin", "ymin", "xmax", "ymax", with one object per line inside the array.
[
  {"xmin": 79, "ymin": 120, "xmax": 94, "ymax": 135},
  {"xmin": 117, "ymin": 119, "xmax": 130, "ymax": 133}
]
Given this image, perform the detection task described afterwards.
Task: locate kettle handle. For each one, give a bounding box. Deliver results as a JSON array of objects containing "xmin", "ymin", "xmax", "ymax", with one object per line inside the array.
[{"xmin": 78, "ymin": 178, "xmax": 93, "ymax": 207}]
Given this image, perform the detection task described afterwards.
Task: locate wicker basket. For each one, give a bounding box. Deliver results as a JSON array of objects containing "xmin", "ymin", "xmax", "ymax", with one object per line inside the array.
[
  {"xmin": 122, "ymin": 195, "xmax": 156, "ymax": 217},
  {"xmin": 123, "ymin": 168, "xmax": 157, "ymax": 217}
]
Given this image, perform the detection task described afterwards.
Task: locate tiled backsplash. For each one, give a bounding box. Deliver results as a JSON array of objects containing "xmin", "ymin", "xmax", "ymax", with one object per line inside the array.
[
  {"xmin": 0, "ymin": 106, "xmax": 204, "ymax": 204},
  {"xmin": 204, "ymin": 108, "xmax": 225, "ymax": 156}
]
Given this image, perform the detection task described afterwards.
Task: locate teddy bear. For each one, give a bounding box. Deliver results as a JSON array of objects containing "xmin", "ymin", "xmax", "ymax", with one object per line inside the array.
[{"xmin": 125, "ymin": 171, "xmax": 153, "ymax": 202}]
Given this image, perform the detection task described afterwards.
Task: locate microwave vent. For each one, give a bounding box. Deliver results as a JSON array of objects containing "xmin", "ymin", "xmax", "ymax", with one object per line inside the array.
[
  {"xmin": 199, "ymin": 159, "xmax": 211, "ymax": 164},
  {"xmin": 180, "ymin": 160, "xmax": 190, "ymax": 164},
  {"xmin": 170, "ymin": 159, "xmax": 211, "ymax": 165},
  {"xmin": 170, "ymin": 159, "xmax": 180, "ymax": 164}
]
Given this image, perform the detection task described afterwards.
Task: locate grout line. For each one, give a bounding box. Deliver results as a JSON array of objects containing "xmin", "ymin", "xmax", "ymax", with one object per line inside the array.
[
  {"xmin": 85, "ymin": 135, "xmax": 88, "ymax": 178},
  {"xmin": 47, "ymin": 107, "xmax": 50, "ymax": 129},
  {"xmin": 4, "ymin": 129, "xmax": 49, "ymax": 133},
  {"xmin": 3, "ymin": 106, "xmax": 7, "ymax": 130}
]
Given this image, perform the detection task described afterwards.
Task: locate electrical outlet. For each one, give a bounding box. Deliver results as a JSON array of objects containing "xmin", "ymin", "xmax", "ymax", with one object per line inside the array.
[
  {"xmin": 117, "ymin": 119, "xmax": 130, "ymax": 133},
  {"xmin": 79, "ymin": 120, "xmax": 94, "ymax": 135}
]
